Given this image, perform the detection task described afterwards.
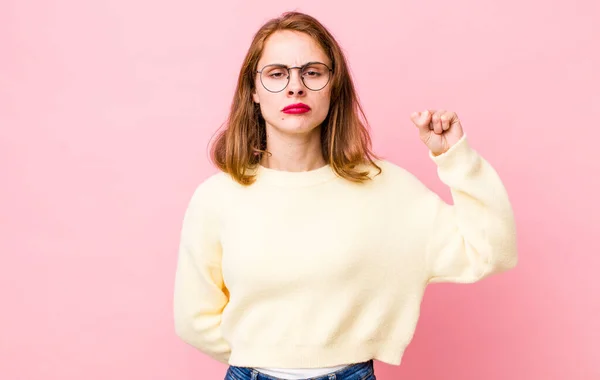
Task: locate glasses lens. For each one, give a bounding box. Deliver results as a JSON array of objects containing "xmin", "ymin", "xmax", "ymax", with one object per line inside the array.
[
  {"xmin": 301, "ymin": 63, "xmax": 330, "ymax": 91},
  {"xmin": 260, "ymin": 65, "xmax": 289, "ymax": 92}
]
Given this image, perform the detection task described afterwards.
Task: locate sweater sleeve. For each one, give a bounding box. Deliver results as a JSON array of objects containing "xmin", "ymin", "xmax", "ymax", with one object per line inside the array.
[
  {"xmin": 173, "ymin": 179, "xmax": 231, "ymax": 363},
  {"xmin": 420, "ymin": 135, "xmax": 518, "ymax": 284}
]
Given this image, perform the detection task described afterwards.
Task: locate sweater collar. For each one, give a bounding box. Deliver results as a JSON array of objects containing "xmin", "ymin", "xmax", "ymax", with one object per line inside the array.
[{"xmin": 253, "ymin": 163, "xmax": 338, "ymax": 187}]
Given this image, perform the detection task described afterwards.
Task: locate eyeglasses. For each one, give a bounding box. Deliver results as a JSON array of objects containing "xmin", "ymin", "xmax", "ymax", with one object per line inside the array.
[{"xmin": 256, "ymin": 62, "xmax": 333, "ymax": 93}]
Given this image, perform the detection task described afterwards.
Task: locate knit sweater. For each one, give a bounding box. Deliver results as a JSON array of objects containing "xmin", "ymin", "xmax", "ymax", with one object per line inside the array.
[{"xmin": 173, "ymin": 135, "xmax": 518, "ymax": 368}]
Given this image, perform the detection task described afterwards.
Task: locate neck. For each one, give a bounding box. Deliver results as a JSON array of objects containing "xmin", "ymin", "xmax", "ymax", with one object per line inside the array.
[{"xmin": 260, "ymin": 124, "xmax": 327, "ymax": 172}]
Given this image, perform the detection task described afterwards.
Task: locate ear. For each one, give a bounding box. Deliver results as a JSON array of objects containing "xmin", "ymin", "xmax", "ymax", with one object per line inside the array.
[{"xmin": 252, "ymin": 90, "xmax": 260, "ymax": 104}]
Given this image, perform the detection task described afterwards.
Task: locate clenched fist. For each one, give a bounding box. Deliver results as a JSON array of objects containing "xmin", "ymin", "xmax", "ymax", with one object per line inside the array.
[{"xmin": 410, "ymin": 110, "xmax": 465, "ymax": 156}]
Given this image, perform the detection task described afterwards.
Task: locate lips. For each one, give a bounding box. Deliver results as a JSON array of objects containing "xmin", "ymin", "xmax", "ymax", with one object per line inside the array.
[{"xmin": 282, "ymin": 103, "xmax": 311, "ymax": 114}]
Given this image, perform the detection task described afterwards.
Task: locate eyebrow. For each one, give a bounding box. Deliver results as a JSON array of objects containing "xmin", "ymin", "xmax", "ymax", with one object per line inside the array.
[{"xmin": 261, "ymin": 61, "xmax": 326, "ymax": 68}]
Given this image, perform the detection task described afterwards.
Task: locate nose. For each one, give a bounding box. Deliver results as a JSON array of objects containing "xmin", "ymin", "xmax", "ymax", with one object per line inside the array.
[{"xmin": 287, "ymin": 68, "xmax": 305, "ymax": 96}]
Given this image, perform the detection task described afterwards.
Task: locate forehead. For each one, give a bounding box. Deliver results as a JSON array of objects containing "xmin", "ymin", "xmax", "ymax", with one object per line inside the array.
[{"xmin": 258, "ymin": 30, "xmax": 330, "ymax": 67}]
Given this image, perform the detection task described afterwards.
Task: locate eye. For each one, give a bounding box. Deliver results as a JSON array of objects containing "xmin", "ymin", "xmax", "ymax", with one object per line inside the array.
[
  {"xmin": 302, "ymin": 65, "xmax": 326, "ymax": 77},
  {"xmin": 262, "ymin": 66, "xmax": 288, "ymax": 80}
]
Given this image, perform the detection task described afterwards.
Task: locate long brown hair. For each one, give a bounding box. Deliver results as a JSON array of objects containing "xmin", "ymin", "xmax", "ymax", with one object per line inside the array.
[{"xmin": 210, "ymin": 11, "xmax": 381, "ymax": 186}]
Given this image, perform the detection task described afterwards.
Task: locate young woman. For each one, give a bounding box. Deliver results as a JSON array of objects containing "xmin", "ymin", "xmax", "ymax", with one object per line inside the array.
[{"xmin": 173, "ymin": 11, "xmax": 518, "ymax": 380}]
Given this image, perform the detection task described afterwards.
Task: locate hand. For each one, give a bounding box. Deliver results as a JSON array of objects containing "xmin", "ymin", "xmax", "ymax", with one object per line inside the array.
[{"xmin": 410, "ymin": 110, "xmax": 465, "ymax": 156}]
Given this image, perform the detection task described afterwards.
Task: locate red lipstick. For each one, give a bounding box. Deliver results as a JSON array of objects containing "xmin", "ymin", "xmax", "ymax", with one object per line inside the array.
[{"xmin": 282, "ymin": 103, "xmax": 311, "ymax": 114}]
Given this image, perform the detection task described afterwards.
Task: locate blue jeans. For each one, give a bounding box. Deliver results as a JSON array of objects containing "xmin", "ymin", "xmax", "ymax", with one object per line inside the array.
[{"xmin": 225, "ymin": 360, "xmax": 376, "ymax": 380}]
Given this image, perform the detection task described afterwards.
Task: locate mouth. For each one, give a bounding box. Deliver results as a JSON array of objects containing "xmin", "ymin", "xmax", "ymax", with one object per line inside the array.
[{"xmin": 282, "ymin": 103, "xmax": 311, "ymax": 114}]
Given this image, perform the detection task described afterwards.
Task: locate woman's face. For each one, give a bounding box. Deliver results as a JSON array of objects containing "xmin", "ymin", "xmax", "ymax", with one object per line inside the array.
[{"xmin": 252, "ymin": 30, "xmax": 332, "ymax": 136}]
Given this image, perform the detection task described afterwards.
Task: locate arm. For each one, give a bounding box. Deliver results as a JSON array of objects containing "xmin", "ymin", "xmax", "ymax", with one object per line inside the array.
[
  {"xmin": 421, "ymin": 135, "xmax": 518, "ymax": 283},
  {"xmin": 173, "ymin": 179, "xmax": 231, "ymax": 363},
  {"xmin": 408, "ymin": 110, "xmax": 517, "ymax": 284}
]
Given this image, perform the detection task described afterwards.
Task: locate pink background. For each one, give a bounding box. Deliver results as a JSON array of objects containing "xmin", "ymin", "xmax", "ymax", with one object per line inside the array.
[{"xmin": 1, "ymin": 0, "xmax": 599, "ymax": 379}]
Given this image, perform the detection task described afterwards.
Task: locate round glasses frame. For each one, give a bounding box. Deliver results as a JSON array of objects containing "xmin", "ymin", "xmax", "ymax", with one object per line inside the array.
[{"xmin": 255, "ymin": 62, "xmax": 333, "ymax": 93}]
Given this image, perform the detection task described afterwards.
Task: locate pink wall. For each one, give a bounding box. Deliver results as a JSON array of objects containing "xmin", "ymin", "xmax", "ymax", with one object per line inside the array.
[{"xmin": 1, "ymin": 0, "xmax": 598, "ymax": 379}]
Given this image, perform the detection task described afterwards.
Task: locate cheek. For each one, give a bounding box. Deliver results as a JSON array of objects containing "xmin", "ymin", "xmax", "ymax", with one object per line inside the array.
[
  {"xmin": 258, "ymin": 94, "xmax": 278, "ymax": 113},
  {"xmin": 256, "ymin": 93, "xmax": 283, "ymax": 122},
  {"xmin": 316, "ymin": 93, "xmax": 331, "ymax": 112}
]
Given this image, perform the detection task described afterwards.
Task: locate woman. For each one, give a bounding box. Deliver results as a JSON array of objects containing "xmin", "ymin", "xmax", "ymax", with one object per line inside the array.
[{"xmin": 173, "ymin": 11, "xmax": 518, "ymax": 380}]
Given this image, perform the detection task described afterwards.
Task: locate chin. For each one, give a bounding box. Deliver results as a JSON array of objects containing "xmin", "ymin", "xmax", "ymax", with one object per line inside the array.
[{"xmin": 269, "ymin": 117, "xmax": 324, "ymax": 135}]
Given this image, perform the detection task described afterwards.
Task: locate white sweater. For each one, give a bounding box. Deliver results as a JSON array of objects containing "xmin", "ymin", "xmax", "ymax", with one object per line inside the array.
[{"xmin": 173, "ymin": 135, "xmax": 518, "ymax": 369}]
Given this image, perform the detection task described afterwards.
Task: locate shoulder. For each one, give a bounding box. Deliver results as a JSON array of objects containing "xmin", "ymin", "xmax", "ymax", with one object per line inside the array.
[
  {"xmin": 371, "ymin": 159, "xmax": 421, "ymax": 183},
  {"xmin": 366, "ymin": 159, "xmax": 433, "ymax": 196},
  {"xmin": 372, "ymin": 159, "xmax": 409, "ymax": 175},
  {"xmin": 187, "ymin": 170, "xmax": 239, "ymax": 207}
]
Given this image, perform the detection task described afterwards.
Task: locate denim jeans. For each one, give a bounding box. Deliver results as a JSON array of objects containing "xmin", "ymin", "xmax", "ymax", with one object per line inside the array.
[{"xmin": 225, "ymin": 360, "xmax": 376, "ymax": 380}]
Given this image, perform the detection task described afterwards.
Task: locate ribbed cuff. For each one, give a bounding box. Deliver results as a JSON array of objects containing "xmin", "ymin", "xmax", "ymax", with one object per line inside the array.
[{"xmin": 428, "ymin": 134, "xmax": 480, "ymax": 175}]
